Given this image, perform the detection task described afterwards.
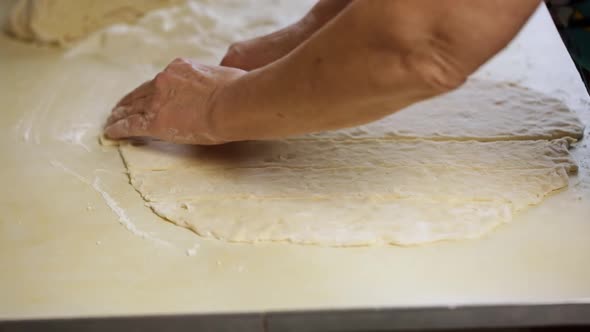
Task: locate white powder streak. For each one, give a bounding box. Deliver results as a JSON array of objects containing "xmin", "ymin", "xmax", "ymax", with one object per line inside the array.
[
  {"xmin": 50, "ymin": 159, "xmax": 174, "ymax": 248},
  {"xmin": 185, "ymin": 243, "xmax": 200, "ymax": 256},
  {"xmin": 14, "ymin": 115, "xmax": 35, "ymax": 143},
  {"xmin": 57, "ymin": 124, "xmax": 92, "ymax": 152},
  {"xmin": 50, "ymin": 160, "xmax": 91, "ymax": 184},
  {"xmin": 92, "ymin": 177, "xmax": 174, "ymax": 248}
]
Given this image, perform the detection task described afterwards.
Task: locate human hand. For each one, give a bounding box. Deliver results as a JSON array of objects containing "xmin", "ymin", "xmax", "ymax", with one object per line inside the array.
[
  {"xmin": 220, "ymin": 0, "xmax": 351, "ymax": 70},
  {"xmin": 104, "ymin": 58, "xmax": 245, "ymax": 145}
]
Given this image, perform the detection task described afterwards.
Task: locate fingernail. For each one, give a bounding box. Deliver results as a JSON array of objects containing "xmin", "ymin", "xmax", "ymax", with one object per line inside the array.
[
  {"xmin": 104, "ymin": 127, "xmax": 115, "ymax": 138},
  {"xmin": 104, "ymin": 123, "xmax": 123, "ymax": 138}
]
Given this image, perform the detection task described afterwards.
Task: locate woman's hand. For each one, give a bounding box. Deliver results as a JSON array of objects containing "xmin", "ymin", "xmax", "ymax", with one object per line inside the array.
[
  {"xmin": 105, "ymin": 1, "xmax": 539, "ymax": 145},
  {"xmin": 104, "ymin": 58, "xmax": 245, "ymax": 145},
  {"xmin": 220, "ymin": 0, "xmax": 351, "ymax": 70}
]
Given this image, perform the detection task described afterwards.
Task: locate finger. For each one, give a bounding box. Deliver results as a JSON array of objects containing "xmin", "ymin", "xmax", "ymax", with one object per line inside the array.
[
  {"xmin": 104, "ymin": 114, "xmax": 150, "ymax": 139},
  {"xmin": 221, "ymin": 40, "xmax": 277, "ymax": 71},
  {"xmin": 220, "ymin": 43, "xmax": 244, "ymax": 68},
  {"xmin": 106, "ymin": 91, "xmax": 154, "ymax": 126},
  {"xmin": 106, "ymin": 106, "xmax": 131, "ymax": 126}
]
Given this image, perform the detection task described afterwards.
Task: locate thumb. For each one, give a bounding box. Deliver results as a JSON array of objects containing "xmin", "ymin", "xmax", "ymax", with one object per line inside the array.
[{"xmin": 220, "ymin": 43, "xmax": 250, "ymax": 70}]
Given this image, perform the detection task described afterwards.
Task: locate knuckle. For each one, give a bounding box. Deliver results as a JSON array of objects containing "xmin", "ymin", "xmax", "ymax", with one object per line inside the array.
[
  {"xmin": 144, "ymin": 109, "xmax": 157, "ymax": 122},
  {"xmin": 171, "ymin": 57, "xmax": 190, "ymax": 65},
  {"xmin": 133, "ymin": 114, "xmax": 153, "ymax": 133},
  {"xmin": 227, "ymin": 43, "xmax": 242, "ymax": 54},
  {"xmin": 221, "ymin": 45, "xmax": 247, "ymax": 68},
  {"xmin": 165, "ymin": 57, "xmax": 192, "ymax": 72},
  {"xmin": 220, "ymin": 54, "xmax": 233, "ymax": 67}
]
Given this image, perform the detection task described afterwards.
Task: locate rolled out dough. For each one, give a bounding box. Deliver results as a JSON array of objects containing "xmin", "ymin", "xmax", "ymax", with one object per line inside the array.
[
  {"xmin": 74, "ymin": 1, "xmax": 583, "ymax": 246},
  {"xmin": 116, "ymin": 80, "xmax": 582, "ymax": 246},
  {"xmin": 305, "ymin": 80, "xmax": 584, "ymax": 141}
]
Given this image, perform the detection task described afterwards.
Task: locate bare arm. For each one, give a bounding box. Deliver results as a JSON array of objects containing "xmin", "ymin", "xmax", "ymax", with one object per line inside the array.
[
  {"xmin": 105, "ymin": 0, "xmax": 539, "ymax": 144},
  {"xmin": 220, "ymin": 0, "xmax": 352, "ymax": 71},
  {"xmin": 210, "ymin": 0, "xmax": 540, "ymax": 141}
]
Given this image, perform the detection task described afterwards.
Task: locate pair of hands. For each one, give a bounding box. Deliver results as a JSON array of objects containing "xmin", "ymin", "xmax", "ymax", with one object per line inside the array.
[
  {"xmin": 104, "ymin": 0, "xmax": 350, "ymax": 144},
  {"xmin": 105, "ymin": 0, "xmax": 540, "ymax": 144}
]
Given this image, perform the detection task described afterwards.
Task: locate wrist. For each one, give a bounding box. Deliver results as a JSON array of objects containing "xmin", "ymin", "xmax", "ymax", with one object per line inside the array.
[{"xmin": 206, "ymin": 80, "xmax": 236, "ymax": 144}]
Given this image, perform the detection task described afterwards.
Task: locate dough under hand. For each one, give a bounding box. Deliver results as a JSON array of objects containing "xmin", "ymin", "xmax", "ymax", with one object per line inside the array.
[{"xmin": 116, "ymin": 80, "xmax": 582, "ymax": 246}]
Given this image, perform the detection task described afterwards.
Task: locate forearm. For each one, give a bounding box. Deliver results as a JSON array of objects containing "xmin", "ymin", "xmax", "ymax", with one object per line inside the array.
[
  {"xmin": 211, "ymin": 0, "xmax": 540, "ymax": 142},
  {"xmin": 212, "ymin": 1, "xmax": 430, "ymax": 141},
  {"xmin": 220, "ymin": 0, "xmax": 352, "ymax": 70}
]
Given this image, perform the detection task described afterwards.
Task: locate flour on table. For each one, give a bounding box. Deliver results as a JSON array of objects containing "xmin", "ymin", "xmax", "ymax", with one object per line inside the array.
[
  {"xmin": 66, "ymin": 0, "xmax": 316, "ymax": 66},
  {"xmin": 79, "ymin": 1, "xmax": 583, "ymax": 246}
]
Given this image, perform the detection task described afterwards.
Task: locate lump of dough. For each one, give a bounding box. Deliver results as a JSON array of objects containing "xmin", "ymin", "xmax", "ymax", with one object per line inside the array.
[{"xmin": 6, "ymin": 0, "xmax": 181, "ymax": 45}]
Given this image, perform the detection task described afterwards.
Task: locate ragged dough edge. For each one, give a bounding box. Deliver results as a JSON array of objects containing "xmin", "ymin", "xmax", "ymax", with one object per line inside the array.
[
  {"xmin": 114, "ymin": 137, "xmax": 577, "ymax": 246},
  {"xmin": 119, "ymin": 163, "xmax": 573, "ymax": 247},
  {"xmin": 98, "ymin": 134, "xmax": 119, "ymax": 147},
  {"xmin": 143, "ymin": 166, "xmax": 570, "ymax": 246},
  {"xmin": 105, "ymin": 78, "xmax": 583, "ymax": 247},
  {"xmin": 124, "ymin": 164, "xmax": 572, "ymax": 246}
]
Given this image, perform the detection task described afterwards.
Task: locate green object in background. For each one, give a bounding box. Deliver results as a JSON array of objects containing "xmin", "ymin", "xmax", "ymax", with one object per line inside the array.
[{"xmin": 546, "ymin": 0, "xmax": 590, "ymax": 94}]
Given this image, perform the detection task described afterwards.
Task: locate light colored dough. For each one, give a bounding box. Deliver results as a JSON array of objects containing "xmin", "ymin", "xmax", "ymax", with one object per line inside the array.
[
  {"xmin": 65, "ymin": 0, "xmax": 316, "ymax": 65},
  {"xmin": 150, "ymin": 198, "xmax": 514, "ymax": 246},
  {"xmin": 118, "ymin": 131, "xmax": 579, "ymax": 246},
  {"xmin": 304, "ymin": 79, "xmax": 584, "ymax": 141},
  {"xmin": 119, "ymin": 138, "xmax": 577, "ymax": 173},
  {"xmin": 6, "ymin": 0, "xmax": 181, "ymax": 45},
  {"xmin": 135, "ymin": 163, "xmax": 571, "ymax": 238},
  {"xmin": 128, "ymin": 156, "xmax": 571, "ymax": 210}
]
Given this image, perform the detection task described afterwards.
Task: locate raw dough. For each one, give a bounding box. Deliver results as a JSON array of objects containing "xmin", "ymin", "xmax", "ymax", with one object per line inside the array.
[
  {"xmin": 305, "ymin": 80, "xmax": 584, "ymax": 141},
  {"xmin": 66, "ymin": 0, "xmax": 316, "ymax": 65},
  {"xmin": 82, "ymin": 2, "xmax": 583, "ymax": 246},
  {"xmin": 6, "ymin": 0, "xmax": 181, "ymax": 45},
  {"xmin": 120, "ymin": 136, "xmax": 575, "ymax": 246},
  {"xmin": 116, "ymin": 80, "xmax": 582, "ymax": 245}
]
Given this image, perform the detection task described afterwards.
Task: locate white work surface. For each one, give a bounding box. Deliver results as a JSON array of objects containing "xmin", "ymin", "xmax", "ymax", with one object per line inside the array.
[{"xmin": 1, "ymin": 4, "xmax": 589, "ymax": 320}]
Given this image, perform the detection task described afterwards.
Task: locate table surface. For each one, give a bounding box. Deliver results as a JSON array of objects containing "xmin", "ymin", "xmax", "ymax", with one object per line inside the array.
[{"xmin": 1, "ymin": 2, "xmax": 589, "ymax": 329}]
